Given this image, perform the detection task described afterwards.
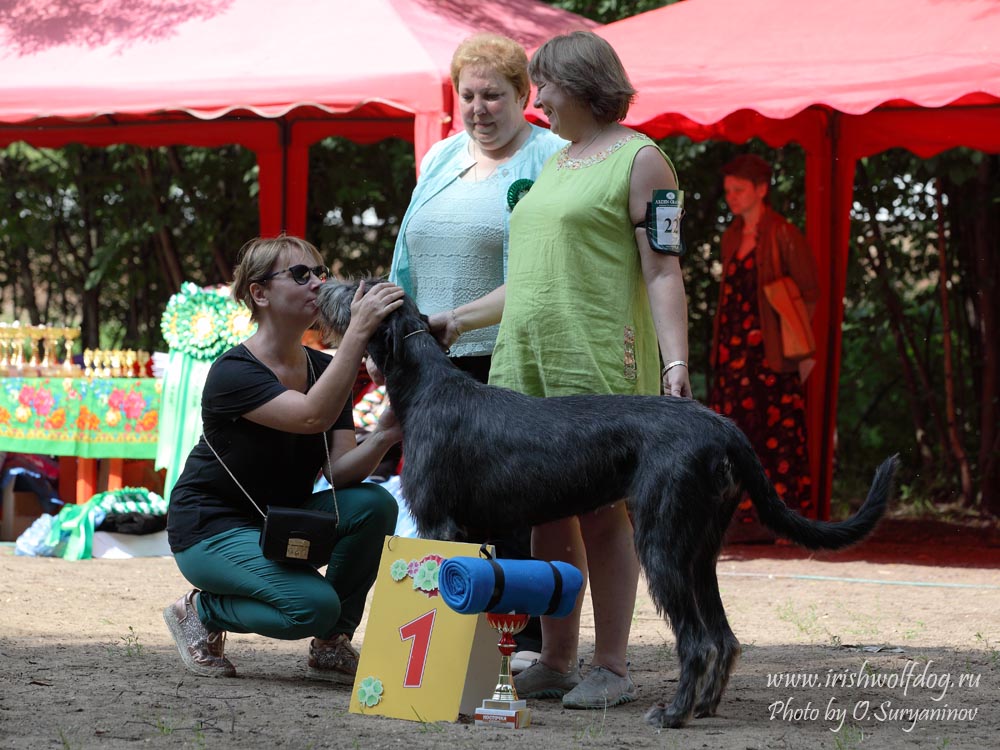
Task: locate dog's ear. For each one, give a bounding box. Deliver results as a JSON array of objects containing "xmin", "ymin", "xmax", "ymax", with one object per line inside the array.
[{"xmin": 316, "ymin": 280, "xmax": 360, "ymax": 339}]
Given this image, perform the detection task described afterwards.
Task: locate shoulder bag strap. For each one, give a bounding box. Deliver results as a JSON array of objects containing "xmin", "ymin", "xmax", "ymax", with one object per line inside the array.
[
  {"xmin": 203, "ymin": 433, "xmax": 267, "ymax": 519},
  {"xmin": 306, "ymin": 350, "xmax": 339, "ymax": 526},
  {"xmin": 201, "ymin": 349, "xmax": 339, "ymax": 524}
]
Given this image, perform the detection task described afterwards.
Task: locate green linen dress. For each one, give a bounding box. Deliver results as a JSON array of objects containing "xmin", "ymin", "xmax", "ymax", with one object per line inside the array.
[{"xmin": 489, "ymin": 133, "xmax": 676, "ymax": 397}]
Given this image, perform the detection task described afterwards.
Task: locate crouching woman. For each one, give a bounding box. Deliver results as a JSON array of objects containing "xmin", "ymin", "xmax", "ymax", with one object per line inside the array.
[{"xmin": 163, "ymin": 235, "xmax": 405, "ymax": 682}]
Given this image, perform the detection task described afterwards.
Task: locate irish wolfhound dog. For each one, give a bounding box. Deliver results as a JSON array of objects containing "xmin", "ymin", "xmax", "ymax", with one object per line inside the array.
[{"xmin": 317, "ymin": 280, "xmax": 896, "ymax": 728}]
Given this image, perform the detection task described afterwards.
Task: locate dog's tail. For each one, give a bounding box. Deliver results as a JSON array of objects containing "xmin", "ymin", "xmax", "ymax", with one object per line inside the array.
[{"xmin": 739, "ymin": 451, "xmax": 898, "ymax": 550}]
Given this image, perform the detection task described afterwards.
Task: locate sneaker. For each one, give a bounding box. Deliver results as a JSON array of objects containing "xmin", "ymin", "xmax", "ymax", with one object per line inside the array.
[
  {"xmin": 511, "ymin": 650, "xmax": 540, "ymax": 675},
  {"xmin": 163, "ymin": 590, "xmax": 236, "ymax": 678},
  {"xmin": 562, "ymin": 665, "xmax": 637, "ymax": 709},
  {"xmin": 513, "ymin": 659, "xmax": 581, "ymax": 699},
  {"xmin": 308, "ymin": 633, "xmax": 359, "ymax": 684}
]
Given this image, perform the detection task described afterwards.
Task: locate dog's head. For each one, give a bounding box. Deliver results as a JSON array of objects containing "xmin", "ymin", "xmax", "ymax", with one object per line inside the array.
[{"xmin": 316, "ymin": 278, "xmax": 429, "ymax": 375}]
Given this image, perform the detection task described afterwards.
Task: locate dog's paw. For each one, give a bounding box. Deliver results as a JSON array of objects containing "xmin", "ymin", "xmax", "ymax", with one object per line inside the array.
[
  {"xmin": 693, "ymin": 700, "xmax": 719, "ymax": 719},
  {"xmin": 644, "ymin": 702, "xmax": 690, "ymax": 729}
]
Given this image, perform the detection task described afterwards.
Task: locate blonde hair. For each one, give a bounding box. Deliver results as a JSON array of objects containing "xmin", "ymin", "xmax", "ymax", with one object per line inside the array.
[
  {"xmin": 450, "ymin": 33, "xmax": 530, "ymax": 105},
  {"xmin": 231, "ymin": 235, "xmax": 323, "ymax": 321}
]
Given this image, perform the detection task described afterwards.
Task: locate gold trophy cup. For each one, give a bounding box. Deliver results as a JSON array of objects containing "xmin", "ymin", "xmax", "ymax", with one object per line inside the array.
[
  {"xmin": 473, "ymin": 612, "xmax": 531, "ymax": 729},
  {"xmin": 63, "ymin": 328, "xmax": 81, "ymax": 373}
]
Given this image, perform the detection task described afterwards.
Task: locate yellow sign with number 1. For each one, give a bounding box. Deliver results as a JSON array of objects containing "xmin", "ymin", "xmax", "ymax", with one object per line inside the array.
[{"xmin": 350, "ymin": 536, "xmax": 499, "ymax": 723}]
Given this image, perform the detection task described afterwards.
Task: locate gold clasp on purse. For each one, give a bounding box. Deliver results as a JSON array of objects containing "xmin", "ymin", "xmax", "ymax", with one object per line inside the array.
[{"xmin": 286, "ymin": 538, "xmax": 311, "ymax": 560}]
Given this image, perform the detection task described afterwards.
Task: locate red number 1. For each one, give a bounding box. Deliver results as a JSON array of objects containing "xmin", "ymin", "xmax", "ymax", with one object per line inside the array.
[{"xmin": 399, "ymin": 610, "xmax": 436, "ymax": 688}]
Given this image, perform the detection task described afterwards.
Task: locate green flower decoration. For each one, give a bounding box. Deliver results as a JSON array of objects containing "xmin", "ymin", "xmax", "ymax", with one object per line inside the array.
[
  {"xmin": 412, "ymin": 559, "xmax": 440, "ymax": 593},
  {"xmin": 390, "ymin": 559, "xmax": 409, "ymax": 582},
  {"xmin": 357, "ymin": 676, "xmax": 384, "ymax": 708},
  {"xmin": 506, "ymin": 178, "xmax": 534, "ymax": 210},
  {"xmin": 161, "ymin": 282, "xmax": 256, "ymax": 360}
]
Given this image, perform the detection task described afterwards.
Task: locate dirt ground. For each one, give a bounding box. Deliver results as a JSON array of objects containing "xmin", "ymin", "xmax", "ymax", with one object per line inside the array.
[{"xmin": 1, "ymin": 519, "xmax": 998, "ymax": 750}]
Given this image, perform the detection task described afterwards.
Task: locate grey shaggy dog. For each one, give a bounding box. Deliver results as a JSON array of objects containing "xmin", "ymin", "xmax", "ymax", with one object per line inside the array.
[{"xmin": 317, "ymin": 279, "xmax": 898, "ymax": 729}]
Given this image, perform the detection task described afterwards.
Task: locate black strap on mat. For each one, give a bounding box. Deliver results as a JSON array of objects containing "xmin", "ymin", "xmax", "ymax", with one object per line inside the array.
[
  {"xmin": 478, "ymin": 543, "xmax": 506, "ymax": 612},
  {"xmin": 485, "ymin": 558, "xmax": 506, "ymax": 612},
  {"xmin": 478, "ymin": 543, "xmax": 564, "ymax": 616},
  {"xmin": 543, "ymin": 562, "xmax": 564, "ymax": 616}
]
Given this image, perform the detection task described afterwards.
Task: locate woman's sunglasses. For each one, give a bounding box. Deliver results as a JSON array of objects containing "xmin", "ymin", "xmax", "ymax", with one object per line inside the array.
[{"xmin": 254, "ymin": 264, "xmax": 330, "ymax": 285}]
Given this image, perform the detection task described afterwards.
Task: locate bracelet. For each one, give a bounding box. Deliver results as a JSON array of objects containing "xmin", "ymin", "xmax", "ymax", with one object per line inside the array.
[
  {"xmin": 449, "ymin": 309, "xmax": 463, "ymax": 335},
  {"xmin": 661, "ymin": 360, "xmax": 688, "ymax": 377}
]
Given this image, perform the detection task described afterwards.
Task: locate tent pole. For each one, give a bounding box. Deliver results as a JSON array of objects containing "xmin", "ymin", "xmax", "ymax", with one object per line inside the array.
[
  {"xmin": 284, "ymin": 120, "xmax": 310, "ymax": 238},
  {"xmin": 817, "ymin": 112, "xmax": 856, "ymax": 520},
  {"xmin": 818, "ymin": 112, "xmax": 840, "ymax": 521},
  {"xmin": 803, "ymin": 113, "xmax": 832, "ymax": 520},
  {"xmin": 254, "ymin": 120, "xmax": 287, "ymax": 237},
  {"xmin": 280, "ymin": 120, "xmax": 290, "ymax": 232}
]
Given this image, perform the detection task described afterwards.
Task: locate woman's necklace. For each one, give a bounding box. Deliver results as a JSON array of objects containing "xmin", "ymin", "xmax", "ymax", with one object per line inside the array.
[
  {"xmin": 471, "ymin": 148, "xmax": 497, "ymax": 182},
  {"xmin": 470, "ymin": 124, "xmax": 529, "ymax": 181},
  {"xmin": 569, "ymin": 124, "xmax": 608, "ymax": 159}
]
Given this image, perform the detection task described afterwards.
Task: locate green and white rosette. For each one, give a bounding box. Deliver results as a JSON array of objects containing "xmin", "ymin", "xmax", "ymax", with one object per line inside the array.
[
  {"xmin": 161, "ymin": 282, "xmax": 255, "ymax": 361},
  {"xmin": 158, "ymin": 283, "xmax": 256, "ymax": 503}
]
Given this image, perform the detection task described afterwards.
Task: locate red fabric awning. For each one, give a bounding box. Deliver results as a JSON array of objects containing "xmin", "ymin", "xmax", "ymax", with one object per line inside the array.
[
  {"xmin": 593, "ymin": 0, "xmax": 1000, "ymax": 136},
  {"xmin": 0, "ymin": 0, "xmax": 592, "ymax": 134},
  {"xmin": 0, "ymin": 0, "xmax": 595, "ymax": 232}
]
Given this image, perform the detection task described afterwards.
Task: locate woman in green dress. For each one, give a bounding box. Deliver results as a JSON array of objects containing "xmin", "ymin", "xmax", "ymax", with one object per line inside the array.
[{"xmin": 434, "ymin": 31, "xmax": 691, "ymax": 710}]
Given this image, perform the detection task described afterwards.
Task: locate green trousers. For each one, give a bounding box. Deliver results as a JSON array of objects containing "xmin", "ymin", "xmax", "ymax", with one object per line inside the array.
[{"xmin": 173, "ymin": 483, "xmax": 397, "ymax": 640}]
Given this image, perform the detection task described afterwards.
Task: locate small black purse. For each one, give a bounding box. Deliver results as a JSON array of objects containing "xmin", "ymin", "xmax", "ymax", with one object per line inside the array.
[
  {"xmin": 204, "ymin": 354, "xmax": 339, "ymax": 567},
  {"xmin": 259, "ymin": 506, "xmax": 339, "ymax": 565}
]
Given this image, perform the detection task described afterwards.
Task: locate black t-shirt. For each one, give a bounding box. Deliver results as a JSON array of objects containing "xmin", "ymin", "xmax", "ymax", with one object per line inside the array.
[{"xmin": 166, "ymin": 344, "xmax": 353, "ymax": 553}]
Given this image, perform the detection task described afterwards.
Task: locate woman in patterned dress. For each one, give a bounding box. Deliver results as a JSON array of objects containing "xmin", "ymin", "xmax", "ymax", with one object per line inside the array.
[{"xmin": 709, "ymin": 154, "xmax": 820, "ymax": 541}]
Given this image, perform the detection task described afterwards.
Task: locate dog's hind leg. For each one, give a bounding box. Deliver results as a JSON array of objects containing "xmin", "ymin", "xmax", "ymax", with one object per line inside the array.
[
  {"xmin": 690, "ymin": 481, "xmax": 743, "ymax": 718},
  {"xmin": 691, "ymin": 551, "xmax": 740, "ymax": 718},
  {"xmin": 641, "ymin": 567, "xmax": 713, "ymax": 728},
  {"xmin": 633, "ymin": 479, "xmax": 716, "ymax": 729}
]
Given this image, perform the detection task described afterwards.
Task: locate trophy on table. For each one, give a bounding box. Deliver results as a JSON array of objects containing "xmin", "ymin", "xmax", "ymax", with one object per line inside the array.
[
  {"xmin": 63, "ymin": 328, "xmax": 81, "ymax": 372},
  {"xmin": 27, "ymin": 325, "xmax": 45, "ymax": 373},
  {"xmin": 124, "ymin": 349, "xmax": 137, "ymax": 377},
  {"xmin": 0, "ymin": 323, "xmax": 9, "ymax": 374},
  {"xmin": 11, "ymin": 322, "xmax": 26, "ymax": 371},
  {"xmin": 42, "ymin": 326, "xmax": 62, "ymax": 373}
]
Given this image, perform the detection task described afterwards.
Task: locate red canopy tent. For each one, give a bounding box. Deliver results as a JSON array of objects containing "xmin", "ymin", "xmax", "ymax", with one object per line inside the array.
[
  {"xmin": 584, "ymin": 0, "xmax": 1000, "ymax": 518},
  {"xmin": 0, "ymin": 0, "xmax": 593, "ymax": 235}
]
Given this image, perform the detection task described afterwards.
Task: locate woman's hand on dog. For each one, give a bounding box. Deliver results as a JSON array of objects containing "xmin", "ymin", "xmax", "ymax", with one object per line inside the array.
[
  {"xmin": 662, "ymin": 367, "xmax": 693, "ymax": 398},
  {"xmin": 372, "ymin": 405, "xmax": 403, "ymax": 447},
  {"xmin": 347, "ymin": 281, "xmax": 405, "ymax": 339},
  {"xmin": 427, "ymin": 310, "xmax": 461, "ymax": 349}
]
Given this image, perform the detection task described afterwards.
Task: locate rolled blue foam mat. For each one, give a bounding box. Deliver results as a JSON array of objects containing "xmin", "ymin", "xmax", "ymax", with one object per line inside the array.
[{"xmin": 439, "ymin": 556, "xmax": 583, "ymax": 618}]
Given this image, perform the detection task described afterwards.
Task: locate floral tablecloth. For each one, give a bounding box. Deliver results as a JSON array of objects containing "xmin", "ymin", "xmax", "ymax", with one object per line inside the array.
[{"xmin": 0, "ymin": 377, "xmax": 161, "ymax": 458}]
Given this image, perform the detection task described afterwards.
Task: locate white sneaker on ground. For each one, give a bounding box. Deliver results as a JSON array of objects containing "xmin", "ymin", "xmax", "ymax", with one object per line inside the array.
[{"xmin": 510, "ymin": 650, "xmax": 540, "ymax": 675}]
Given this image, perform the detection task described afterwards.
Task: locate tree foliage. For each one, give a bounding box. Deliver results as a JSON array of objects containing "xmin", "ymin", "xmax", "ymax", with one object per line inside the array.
[{"xmin": 0, "ymin": 142, "xmax": 258, "ymax": 349}]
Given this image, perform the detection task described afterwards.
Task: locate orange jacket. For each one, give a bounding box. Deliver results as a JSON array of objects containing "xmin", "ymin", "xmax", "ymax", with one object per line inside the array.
[{"xmin": 712, "ymin": 206, "xmax": 820, "ymax": 374}]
